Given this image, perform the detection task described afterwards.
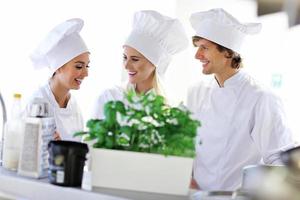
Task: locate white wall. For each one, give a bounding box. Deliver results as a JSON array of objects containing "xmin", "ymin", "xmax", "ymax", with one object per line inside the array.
[
  {"xmin": 174, "ymin": 0, "xmax": 300, "ymax": 142},
  {"xmin": 0, "ymin": 0, "xmax": 299, "ymax": 141},
  {"xmin": 168, "ymin": 0, "xmax": 259, "ymax": 103},
  {"xmin": 0, "ymin": 0, "xmax": 176, "ymax": 122}
]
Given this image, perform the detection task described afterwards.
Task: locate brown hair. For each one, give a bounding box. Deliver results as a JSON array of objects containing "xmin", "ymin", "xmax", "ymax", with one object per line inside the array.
[{"xmin": 192, "ymin": 36, "xmax": 242, "ymax": 69}]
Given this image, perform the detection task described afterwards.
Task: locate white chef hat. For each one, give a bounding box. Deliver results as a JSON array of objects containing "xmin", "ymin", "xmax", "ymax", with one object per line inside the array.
[
  {"xmin": 190, "ymin": 8, "xmax": 262, "ymax": 54},
  {"xmin": 30, "ymin": 18, "xmax": 88, "ymax": 75},
  {"xmin": 124, "ymin": 10, "xmax": 189, "ymax": 76}
]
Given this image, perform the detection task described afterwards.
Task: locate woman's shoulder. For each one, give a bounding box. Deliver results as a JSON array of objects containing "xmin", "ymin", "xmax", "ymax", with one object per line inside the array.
[
  {"xmin": 25, "ymin": 82, "xmax": 54, "ymax": 116},
  {"xmin": 28, "ymin": 82, "xmax": 51, "ymax": 103},
  {"xmin": 99, "ymin": 85, "xmax": 126, "ymax": 101},
  {"xmin": 91, "ymin": 85, "xmax": 126, "ymax": 119},
  {"xmin": 187, "ymin": 79, "xmax": 213, "ymax": 96},
  {"xmin": 94, "ymin": 85, "xmax": 126, "ymax": 110}
]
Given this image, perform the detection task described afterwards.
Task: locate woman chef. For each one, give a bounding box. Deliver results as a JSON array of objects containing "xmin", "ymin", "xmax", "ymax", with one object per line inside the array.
[
  {"xmin": 29, "ymin": 18, "xmax": 90, "ymax": 141},
  {"xmin": 92, "ymin": 10, "xmax": 188, "ymax": 119}
]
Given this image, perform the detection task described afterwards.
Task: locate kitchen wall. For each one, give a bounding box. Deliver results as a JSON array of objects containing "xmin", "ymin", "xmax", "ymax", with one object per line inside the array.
[
  {"xmin": 173, "ymin": 0, "xmax": 300, "ymax": 142},
  {"xmin": 0, "ymin": 0, "xmax": 176, "ymax": 124},
  {"xmin": 0, "ymin": 0, "xmax": 299, "ymax": 142}
]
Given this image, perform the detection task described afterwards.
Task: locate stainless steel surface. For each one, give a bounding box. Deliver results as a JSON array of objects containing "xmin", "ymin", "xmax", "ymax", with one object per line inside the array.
[
  {"xmin": 28, "ymin": 98, "xmax": 50, "ymax": 117},
  {"xmin": 239, "ymin": 164, "xmax": 300, "ymax": 200},
  {"xmin": 281, "ymin": 146, "xmax": 300, "ymax": 170},
  {"xmin": 0, "ymin": 92, "xmax": 7, "ymax": 166},
  {"xmin": 241, "ymin": 165, "xmax": 286, "ymax": 191},
  {"xmin": 206, "ymin": 191, "xmax": 233, "ymax": 196},
  {"xmin": 280, "ymin": 146, "xmax": 300, "ymax": 189},
  {"xmin": 191, "ymin": 191, "xmax": 233, "ymax": 200}
]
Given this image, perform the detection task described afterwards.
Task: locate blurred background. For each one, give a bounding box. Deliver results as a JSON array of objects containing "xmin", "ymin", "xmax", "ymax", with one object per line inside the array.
[{"xmin": 0, "ymin": 0, "xmax": 299, "ymax": 141}]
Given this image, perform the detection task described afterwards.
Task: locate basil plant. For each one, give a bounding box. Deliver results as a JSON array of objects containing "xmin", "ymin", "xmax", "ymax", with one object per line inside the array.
[{"xmin": 75, "ymin": 91, "xmax": 200, "ymax": 158}]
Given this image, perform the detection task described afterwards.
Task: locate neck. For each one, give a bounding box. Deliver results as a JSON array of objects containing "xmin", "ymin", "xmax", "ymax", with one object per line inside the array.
[
  {"xmin": 135, "ymin": 73, "xmax": 155, "ymax": 94},
  {"xmin": 49, "ymin": 79, "xmax": 70, "ymax": 108},
  {"xmin": 135, "ymin": 83, "xmax": 153, "ymax": 94},
  {"xmin": 215, "ymin": 68, "xmax": 239, "ymax": 87}
]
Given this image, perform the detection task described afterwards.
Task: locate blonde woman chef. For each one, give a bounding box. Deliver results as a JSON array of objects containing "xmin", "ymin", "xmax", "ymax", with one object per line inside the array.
[{"xmin": 92, "ymin": 10, "xmax": 189, "ymax": 119}]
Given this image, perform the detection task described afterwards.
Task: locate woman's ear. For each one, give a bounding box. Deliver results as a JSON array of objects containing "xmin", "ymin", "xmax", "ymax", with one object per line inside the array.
[
  {"xmin": 52, "ymin": 67, "xmax": 64, "ymax": 78},
  {"xmin": 55, "ymin": 64, "xmax": 66, "ymax": 74}
]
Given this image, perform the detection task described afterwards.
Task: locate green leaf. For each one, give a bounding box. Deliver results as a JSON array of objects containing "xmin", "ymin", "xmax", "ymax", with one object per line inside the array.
[
  {"xmin": 83, "ymin": 91, "xmax": 200, "ymax": 158},
  {"xmin": 115, "ymin": 101, "xmax": 126, "ymax": 114},
  {"xmin": 96, "ymin": 133, "xmax": 105, "ymax": 145},
  {"xmin": 86, "ymin": 119, "xmax": 101, "ymax": 129},
  {"xmin": 105, "ymin": 135, "xmax": 114, "ymax": 149},
  {"xmin": 83, "ymin": 135, "xmax": 97, "ymax": 141},
  {"xmin": 73, "ymin": 131, "xmax": 87, "ymax": 137}
]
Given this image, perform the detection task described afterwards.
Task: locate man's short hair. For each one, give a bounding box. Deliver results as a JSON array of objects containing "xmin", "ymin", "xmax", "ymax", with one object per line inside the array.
[{"xmin": 192, "ymin": 36, "xmax": 242, "ymax": 69}]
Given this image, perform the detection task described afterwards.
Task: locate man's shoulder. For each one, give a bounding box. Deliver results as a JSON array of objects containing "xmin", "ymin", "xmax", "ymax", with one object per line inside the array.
[{"xmin": 242, "ymin": 73, "xmax": 281, "ymax": 103}]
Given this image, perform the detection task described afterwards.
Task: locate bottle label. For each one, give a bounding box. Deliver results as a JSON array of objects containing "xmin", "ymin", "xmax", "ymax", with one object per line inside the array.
[{"xmin": 56, "ymin": 170, "xmax": 65, "ymax": 183}]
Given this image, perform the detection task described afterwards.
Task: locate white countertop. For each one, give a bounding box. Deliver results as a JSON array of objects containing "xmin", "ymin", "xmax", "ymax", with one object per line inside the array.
[
  {"xmin": 0, "ymin": 168, "xmax": 127, "ymax": 200},
  {"xmin": 0, "ymin": 168, "xmax": 196, "ymax": 200}
]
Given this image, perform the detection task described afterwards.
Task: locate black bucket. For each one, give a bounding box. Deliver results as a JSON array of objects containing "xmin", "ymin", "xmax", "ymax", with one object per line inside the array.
[{"xmin": 48, "ymin": 140, "xmax": 88, "ymax": 187}]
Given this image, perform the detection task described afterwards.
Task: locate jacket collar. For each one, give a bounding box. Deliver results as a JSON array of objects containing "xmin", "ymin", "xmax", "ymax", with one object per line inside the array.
[{"xmin": 212, "ymin": 70, "xmax": 249, "ymax": 98}]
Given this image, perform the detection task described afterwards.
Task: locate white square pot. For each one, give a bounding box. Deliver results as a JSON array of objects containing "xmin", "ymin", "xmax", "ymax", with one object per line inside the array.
[{"xmin": 91, "ymin": 148, "xmax": 193, "ymax": 195}]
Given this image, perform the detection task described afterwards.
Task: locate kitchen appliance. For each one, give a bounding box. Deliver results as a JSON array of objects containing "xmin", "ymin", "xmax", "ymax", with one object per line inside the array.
[
  {"xmin": 239, "ymin": 164, "xmax": 298, "ymax": 200},
  {"xmin": 18, "ymin": 98, "xmax": 55, "ymax": 178},
  {"xmin": 241, "ymin": 164, "xmax": 287, "ymax": 192},
  {"xmin": 281, "ymin": 146, "xmax": 300, "ymax": 187}
]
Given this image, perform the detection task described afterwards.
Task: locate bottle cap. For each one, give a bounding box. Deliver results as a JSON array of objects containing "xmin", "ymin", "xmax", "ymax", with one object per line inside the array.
[{"xmin": 14, "ymin": 93, "xmax": 22, "ymax": 99}]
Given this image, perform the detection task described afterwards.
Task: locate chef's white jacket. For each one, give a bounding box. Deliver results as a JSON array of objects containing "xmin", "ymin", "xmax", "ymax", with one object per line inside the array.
[
  {"xmin": 91, "ymin": 86, "xmax": 125, "ymax": 119},
  {"xmin": 28, "ymin": 82, "xmax": 83, "ymax": 141},
  {"xmin": 186, "ymin": 70, "xmax": 294, "ymax": 190},
  {"xmin": 91, "ymin": 85, "xmax": 157, "ymax": 119}
]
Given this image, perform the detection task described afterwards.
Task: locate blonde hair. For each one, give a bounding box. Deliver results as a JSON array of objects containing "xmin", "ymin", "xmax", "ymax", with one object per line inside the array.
[
  {"xmin": 125, "ymin": 70, "xmax": 169, "ymax": 104},
  {"xmin": 152, "ymin": 72, "xmax": 166, "ymax": 97}
]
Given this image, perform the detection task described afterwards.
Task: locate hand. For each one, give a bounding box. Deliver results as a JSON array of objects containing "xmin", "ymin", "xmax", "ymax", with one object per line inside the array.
[
  {"xmin": 190, "ymin": 178, "xmax": 200, "ymax": 190},
  {"xmin": 54, "ymin": 131, "xmax": 62, "ymax": 140}
]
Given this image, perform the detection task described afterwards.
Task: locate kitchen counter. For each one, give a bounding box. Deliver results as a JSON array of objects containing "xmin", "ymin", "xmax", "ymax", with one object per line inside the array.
[
  {"xmin": 0, "ymin": 168, "xmax": 127, "ymax": 200},
  {"xmin": 0, "ymin": 168, "xmax": 197, "ymax": 200}
]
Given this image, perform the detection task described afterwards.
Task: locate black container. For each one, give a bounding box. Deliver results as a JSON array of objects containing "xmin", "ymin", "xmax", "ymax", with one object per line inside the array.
[{"xmin": 48, "ymin": 140, "xmax": 88, "ymax": 187}]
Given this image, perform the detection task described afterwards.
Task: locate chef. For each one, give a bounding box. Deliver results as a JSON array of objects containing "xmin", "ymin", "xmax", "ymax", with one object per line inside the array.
[
  {"xmin": 187, "ymin": 8, "xmax": 295, "ymax": 190},
  {"xmin": 29, "ymin": 18, "xmax": 90, "ymax": 141},
  {"xmin": 92, "ymin": 10, "xmax": 188, "ymax": 119}
]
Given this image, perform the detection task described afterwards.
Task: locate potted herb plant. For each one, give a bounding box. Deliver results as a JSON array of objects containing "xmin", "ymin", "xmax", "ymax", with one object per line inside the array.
[{"xmin": 75, "ymin": 91, "xmax": 200, "ymax": 195}]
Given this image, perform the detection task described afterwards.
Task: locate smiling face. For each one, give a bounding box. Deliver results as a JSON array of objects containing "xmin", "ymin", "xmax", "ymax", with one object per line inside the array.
[
  {"xmin": 194, "ymin": 39, "xmax": 232, "ymax": 77},
  {"xmin": 54, "ymin": 52, "xmax": 90, "ymax": 90},
  {"xmin": 123, "ymin": 46, "xmax": 156, "ymax": 92}
]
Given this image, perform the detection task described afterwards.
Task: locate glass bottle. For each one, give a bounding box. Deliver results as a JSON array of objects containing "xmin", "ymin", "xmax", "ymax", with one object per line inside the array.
[{"xmin": 2, "ymin": 93, "xmax": 24, "ymax": 170}]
